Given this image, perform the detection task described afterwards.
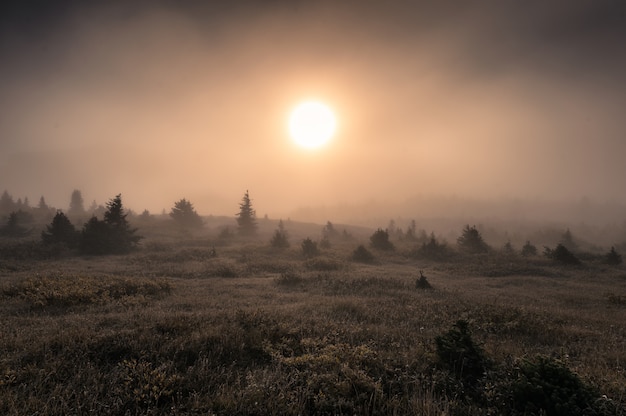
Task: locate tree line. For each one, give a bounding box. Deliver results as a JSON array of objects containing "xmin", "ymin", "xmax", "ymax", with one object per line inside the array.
[{"xmin": 1, "ymin": 188, "xmax": 259, "ymax": 255}]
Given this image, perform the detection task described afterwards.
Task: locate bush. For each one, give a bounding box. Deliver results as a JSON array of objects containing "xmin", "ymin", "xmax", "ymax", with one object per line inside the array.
[
  {"xmin": 369, "ymin": 228, "xmax": 394, "ymax": 251},
  {"xmin": 415, "ymin": 270, "xmax": 432, "ymax": 289},
  {"xmin": 301, "ymin": 238, "xmax": 319, "ymax": 258},
  {"xmin": 435, "ymin": 320, "xmax": 488, "ymax": 385},
  {"xmin": 351, "ymin": 245, "xmax": 375, "ymax": 263},
  {"xmin": 510, "ymin": 355, "xmax": 598, "ymax": 416}
]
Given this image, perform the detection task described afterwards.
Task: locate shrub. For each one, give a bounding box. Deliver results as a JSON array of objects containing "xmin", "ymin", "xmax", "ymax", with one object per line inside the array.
[
  {"xmin": 435, "ymin": 320, "xmax": 488, "ymax": 385},
  {"xmin": 415, "ymin": 270, "xmax": 432, "ymax": 289},
  {"xmin": 510, "ymin": 355, "xmax": 598, "ymax": 416},
  {"xmin": 351, "ymin": 245, "xmax": 375, "ymax": 263},
  {"xmin": 369, "ymin": 228, "xmax": 394, "ymax": 251},
  {"xmin": 457, "ymin": 225, "xmax": 490, "ymax": 254},
  {"xmin": 301, "ymin": 237, "xmax": 319, "ymax": 258}
]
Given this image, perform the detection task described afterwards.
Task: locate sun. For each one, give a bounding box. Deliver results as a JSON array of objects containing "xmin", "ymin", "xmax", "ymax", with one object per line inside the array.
[{"xmin": 288, "ymin": 101, "xmax": 337, "ymax": 149}]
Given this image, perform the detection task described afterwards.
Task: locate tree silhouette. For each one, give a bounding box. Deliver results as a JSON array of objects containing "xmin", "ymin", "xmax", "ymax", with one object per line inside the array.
[
  {"xmin": 41, "ymin": 211, "xmax": 78, "ymax": 248},
  {"xmin": 301, "ymin": 237, "xmax": 319, "ymax": 257},
  {"xmin": 236, "ymin": 190, "xmax": 257, "ymax": 237},
  {"xmin": 169, "ymin": 198, "xmax": 203, "ymax": 228},
  {"xmin": 521, "ymin": 240, "xmax": 538, "ymax": 257},
  {"xmin": 270, "ymin": 219, "xmax": 289, "ymax": 248},
  {"xmin": 68, "ymin": 189, "xmax": 85, "ymax": 218},
  {"xmin": 0, "ymin": 211, "xmax": 29, "ymax": 237},
  {"xmin": 560, "ymin": 228, "xmax": 578, "ymax": 252},
  {"xmin": 457, "ymin": 225, "xmax": 490, "ymax": 254},
  {"xmin": 0, "ymin": 190, "xmax": 15, "ymax": 214},
  {"xmin": 37, "ymin": 196, "xmax": 48, "ymax": 211},
  {"xmin": 80, "ymin": 194, "xmax": 142, "ymax": 255}
]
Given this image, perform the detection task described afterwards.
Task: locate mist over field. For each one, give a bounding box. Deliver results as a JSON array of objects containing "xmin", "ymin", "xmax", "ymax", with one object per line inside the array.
[{"xmin": 2, "ymin": 1, "xmax": 626, "ymax": 225}]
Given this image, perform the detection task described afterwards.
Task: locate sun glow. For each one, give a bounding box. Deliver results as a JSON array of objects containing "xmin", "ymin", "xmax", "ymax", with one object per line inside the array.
[{"xmin": 288, "ymin": 101, "xmax": 337, "ymax": 149}]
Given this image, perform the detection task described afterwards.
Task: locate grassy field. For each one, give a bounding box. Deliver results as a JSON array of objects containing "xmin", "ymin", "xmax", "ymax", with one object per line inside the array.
[{"xmin": 0, "ymin": 221, "xmax": 625, "ymax": 415}]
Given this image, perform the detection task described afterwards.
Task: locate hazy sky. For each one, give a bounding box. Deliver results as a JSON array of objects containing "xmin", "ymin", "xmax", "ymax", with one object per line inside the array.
[{"xmin": 2, "ymin": 1, "xmax": 626, "ymax": 220}]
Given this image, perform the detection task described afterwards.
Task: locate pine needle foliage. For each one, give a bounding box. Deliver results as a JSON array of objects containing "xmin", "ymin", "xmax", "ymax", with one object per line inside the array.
[{"xmin": 236, "ymin": 190, "xmax": 257, "ymax": 237}]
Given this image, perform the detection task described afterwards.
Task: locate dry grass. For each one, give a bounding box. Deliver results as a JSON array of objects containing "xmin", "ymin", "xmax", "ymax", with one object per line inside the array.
[{"xmin": 0, "ymin": 232, "xmax": 625, "ymax": 415}]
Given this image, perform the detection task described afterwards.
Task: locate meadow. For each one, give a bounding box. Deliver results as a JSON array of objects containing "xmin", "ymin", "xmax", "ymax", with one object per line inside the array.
[{"xmin": 0, "ymin": 218, "xmax": 625, "ymax": 415}]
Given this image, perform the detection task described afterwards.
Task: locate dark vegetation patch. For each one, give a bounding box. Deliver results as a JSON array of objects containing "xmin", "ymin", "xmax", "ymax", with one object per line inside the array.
[{"xmin": 0, "ymin": 274, "xmax": 171, "ymax": 310}]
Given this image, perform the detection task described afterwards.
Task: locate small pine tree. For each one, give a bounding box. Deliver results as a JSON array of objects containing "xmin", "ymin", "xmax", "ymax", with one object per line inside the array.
[
  {"xmin": 0, "ymin": 190, "xmax": 15, "ymax": 214},
  {"xmin": 80, "ymin": 194, "xmax": 142, "ymax": 255},
  {"xmin": 322, "ymin": 221, "xmax": 338, "ymax": 239},
  {"xmin": 502, "ymin": 241, "xmax": 515, "ymax": 256},
  {"xmin": 457, "ymin": 225, "xmax": 490, "ymax": 254},
  {"xmin": 270, "ymin": 220, "xmax": 290, "ymax": 248},
  {"xmin": 405, "ymin": 220, "xmax": 417, "ymax": 241},
  {"xmin": 0, "ymin": 211, "xmax": 29, "ymax": 237},
  {"xmin": 415, "ymin": 232, "xmax": 450, "ymax": 261},
  {"xmin": 236, "ymin": 190, "xmax": 257, "ymax": 237},
  {"xmin": 68, "ymin": 189, "xmax": 85, "ymax": 218},
  {"xmin": 41, "ymin": 211, "xmax": 79, "ymax": 248},
  {"xmin": 435, "ymin": 320, "xmax": 489, "ymax": 385},
  {"xmin": 560, "ymin": 228, "xmax": 578, "ymax": 252},
  {"xmin": 521, "ymin": 240, "xmax": 538, "ymax": 257},
  {"xmin": 169, "ymin": 198, "xmax": 203, "ymax": 228}
]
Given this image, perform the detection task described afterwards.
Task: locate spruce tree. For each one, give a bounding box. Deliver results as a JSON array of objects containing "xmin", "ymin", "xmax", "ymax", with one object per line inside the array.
[
  {"xmin": 41, "ymin": 211, "xmax": 78, "ymax": 247},
  {"xmin": 236, "ymin": 190, "xmax": 257, "ymax": 237},
  {"xmin": 80, "ymin": 194, "xmax": 141, "ymax": 254},
  {"xmin": 270, "ymin": 219, "xmax": 289, "ymax": 248},
  {"xmin": 457, "ymin": 225, "xmax": 490, "ymax": 253},
  {"xmin": 68, "ymin": 189, "xmax": 85, "ymax": 218},
  {"xmin": 169, "ymin": 198, "xmax": 203, "ymax": 228}
]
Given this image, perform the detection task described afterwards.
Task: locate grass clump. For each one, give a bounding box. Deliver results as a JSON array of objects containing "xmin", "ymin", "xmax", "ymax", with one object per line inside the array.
[{"xmin": 274, "ymin": 271, "xmax": 303, "ymax": 286}]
